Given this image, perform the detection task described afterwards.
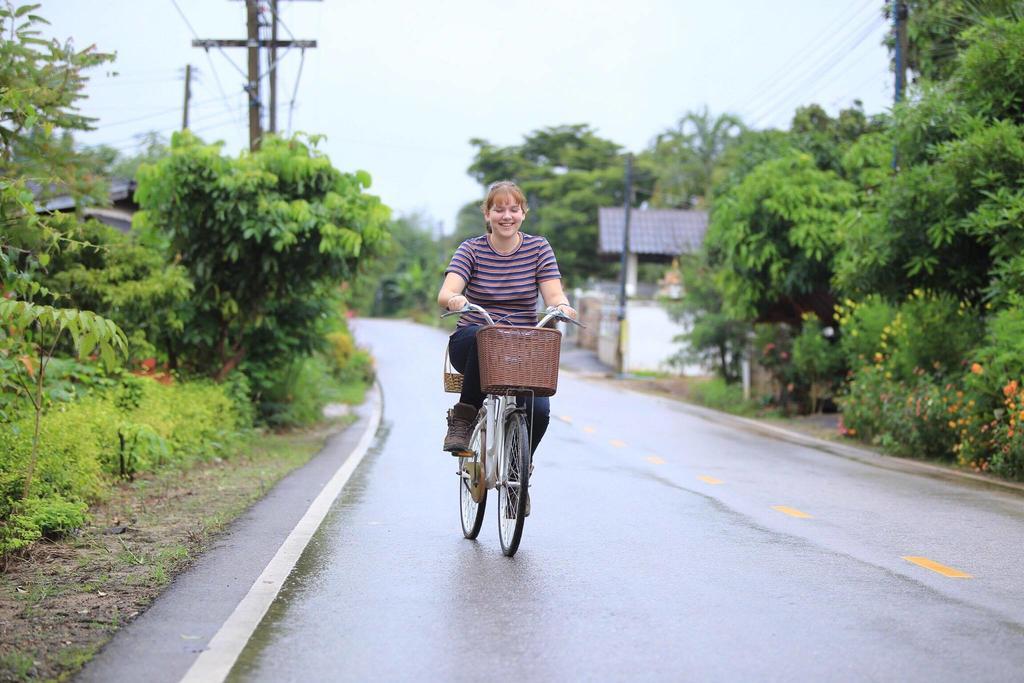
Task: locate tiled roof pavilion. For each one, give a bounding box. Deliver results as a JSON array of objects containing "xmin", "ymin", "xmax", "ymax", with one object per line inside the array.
[{"xmin": 598, "ymin": 207, "xmax": 708, "ymax": 256}]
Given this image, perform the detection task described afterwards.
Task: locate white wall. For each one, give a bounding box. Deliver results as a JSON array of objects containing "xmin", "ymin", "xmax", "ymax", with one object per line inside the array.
[{"xmin": 594, "ymin": 297, "xmax": 703, "ymax": 375}]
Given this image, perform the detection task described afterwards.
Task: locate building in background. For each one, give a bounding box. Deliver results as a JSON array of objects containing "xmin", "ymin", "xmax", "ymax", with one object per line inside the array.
[{"xmin": 569, "ymin": 208, "xmax": 708, "ymax": 374}]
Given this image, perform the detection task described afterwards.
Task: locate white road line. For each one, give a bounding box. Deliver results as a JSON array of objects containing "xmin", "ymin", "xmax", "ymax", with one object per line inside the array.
[{"xmin": 180, "ymin": 384, "xmax": 384, "ymax": 683}]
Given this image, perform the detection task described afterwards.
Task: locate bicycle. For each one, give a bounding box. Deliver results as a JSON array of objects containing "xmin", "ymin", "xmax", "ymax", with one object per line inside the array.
[{"xmin": 442, "ymin": 303, "xmax": 583, "ymax": 556}]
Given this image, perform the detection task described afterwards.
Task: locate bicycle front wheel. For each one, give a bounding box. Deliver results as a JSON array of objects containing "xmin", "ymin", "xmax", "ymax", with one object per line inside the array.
[
  {"xmin": 497, "ymin": 411, "xmax": 530, "ymax": 556},
  {"xmin": 459, "ymin": 417, "xmax": 487, "ymax": 539}
]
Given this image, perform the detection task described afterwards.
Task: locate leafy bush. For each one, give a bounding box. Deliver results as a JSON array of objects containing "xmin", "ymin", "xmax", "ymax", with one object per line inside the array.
[
  {"xmin": 885, "ymin": 291, "xmax": 982, "ymax": 381},
  {"xmin": 753, "ymin": 322, "xmax": 807, "ymax": 412},
  {"xmin": 691, "ymin": 377, "xmax": 755, "ymax": 416},
  {"xmin": 791, "ymin": 315, "xmax": 843, "ymax": 412},
  {"xmin": 338, "ymin": 348, "xmax": 375, "ymax": 385},
  {"xmin": 326, "ymin": 330, "xmax": 355, "ymax": 371},
  {"xmin": 0, "ymin": 376, "xmax": 247, "ymax": 555},
  {"xmin": 836, "ymin": 295, "xmax": 895, "ymax": 369},
  {"xmin": 256, "ymin": 354, "xmax": 343, "ymax": 428},
  {"xmin": 952, "ymin": 308, "xmax": 1024, "ymax": 477},
  {"xmin": 840, "ymin": 364, "xmax": 960, "ymax": 461},
  {"xmin": 18, "ymin": 495, "xmax": 89, "ymax": 537}
]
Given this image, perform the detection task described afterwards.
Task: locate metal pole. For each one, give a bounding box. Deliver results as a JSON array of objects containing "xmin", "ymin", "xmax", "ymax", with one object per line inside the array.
[
  {"xmin": 269, "ymin": 0, "xmax": 278, "ymax": 134},
  {"xmin": 246, "ymin": 0, "xmax": 262, "ymax": 151},
  {"xmin": 617, "ymin": 153, "xmax": 634, "ymax": 375},
  {"xmin": 894, "ymin": 0, "xmax": 907, "ymax": 104},
  {"xmin": 181, "ymin": 64, "xmax": 192, "ymax": 130}
]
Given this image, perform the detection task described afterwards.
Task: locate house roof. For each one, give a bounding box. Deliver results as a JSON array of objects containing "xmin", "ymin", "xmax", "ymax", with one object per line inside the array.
[
  {"xmin": 598, "ymin": 207, "xmax": 708, "ymax": 256},
  {"xmin": 32, "ymin": 178, "xmax": 136, "ymax": 213}
]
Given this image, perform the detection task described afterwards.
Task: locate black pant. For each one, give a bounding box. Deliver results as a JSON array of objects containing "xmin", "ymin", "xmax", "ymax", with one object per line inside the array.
[{"xmin": 448, "ymin": 325, "xmax": 550, "ymax": 455}]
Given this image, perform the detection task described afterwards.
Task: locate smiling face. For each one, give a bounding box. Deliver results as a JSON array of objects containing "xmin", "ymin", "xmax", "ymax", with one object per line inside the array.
[
  {"xmin": 481, "ymin": 182, "xmax": 529, "ymax": 236},
  {"xmin": 484, "ymin": 196, "xmax": 526, "ymax": 239}
]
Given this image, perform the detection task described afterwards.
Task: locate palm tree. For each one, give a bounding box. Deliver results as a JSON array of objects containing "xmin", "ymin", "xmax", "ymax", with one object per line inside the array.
[{"xmin": 649, "ymin": 107, "xmax": 745, "ymax": 209}]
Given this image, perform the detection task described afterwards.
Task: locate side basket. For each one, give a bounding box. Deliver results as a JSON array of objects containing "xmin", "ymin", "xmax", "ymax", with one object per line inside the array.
[
  {"xmin": 443, "ymin": 346, "xmax": 463, "ymax": 393},
  {"xmin": 477, "ymin": 325, "xmax": 562, "ymax": 397}
]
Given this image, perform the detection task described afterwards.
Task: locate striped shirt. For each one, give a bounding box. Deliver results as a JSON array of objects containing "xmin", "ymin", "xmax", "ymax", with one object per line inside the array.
[{"xmin": 445, "ymin": 233, "xmax": 561, "ymax": 328}]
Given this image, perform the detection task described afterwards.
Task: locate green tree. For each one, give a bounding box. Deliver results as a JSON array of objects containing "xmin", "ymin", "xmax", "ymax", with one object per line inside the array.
[
  {"xmin": 648, "ymin": 107, "xmax": 744, "ymax": 208},
  {"xmin": 133, "ymin": 131, "xmax": 391, "ymax": 382},
  {"xmin": 834, "ymin": 18, "xmax": 1024, "ymax": 306},
  {"xmin": 664, "ymin": 255, "xmax": 750, "ymax": 382},
  {"xmin": 705, "ymin": 151, "xmax": 857, "ymax": 323},
  {"xmin": 347, "ymin": 212, "xmax": 446, "ymax": 317},
  {"xmin": 0, "ymin": 2, "xmax": 113, "ymax": 206},
  {"xmin": 893, "ymin": 0, "xmax": 1024, "ymax": 83}
]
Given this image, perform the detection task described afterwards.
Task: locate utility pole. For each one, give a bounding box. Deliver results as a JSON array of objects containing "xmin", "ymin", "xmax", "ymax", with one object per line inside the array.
[
  {"xmin": 181, "ymin": 63, "xmax": 192, "ymax": 130},
  {"xmin": 245, "ymin": 0, "xmax": 262, "ymax": 150},
  {"xmin": 192, "ymin": 0, "xmax": 318, "ymax": 151},
  {"xmin": 894, "ymin": 0, "xmax": 908, "ymax": 104},
  {"xmin": 616, "ymin": 153, "xmax": 634, "ymax": 376},
  {"xmin": 892, "ymin": 0, "xmax": 908, "ymax": 170},
  {"xmin": 268, "ymin": 0, "xmax": 278, "ymax": 134}
]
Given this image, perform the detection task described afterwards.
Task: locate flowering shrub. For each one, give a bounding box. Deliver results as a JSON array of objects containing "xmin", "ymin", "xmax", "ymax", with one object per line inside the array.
[
  {"xmin": 841, "ymin": 364, "xmax": 959, "ymax": 460},
  {"xmin": 839, "ymin": 302, "xmax": 1024, "ymax": 479},
  {"xmin": 835, "ymin": 295, "xmax": 894, "ymax": 369},
  {"xmin": 950, "ymin": 309, "xmax": 1024, "ymax": 477},
  {"xmin": 754, "ymin": 323, "xmax": 805, "ymax": 412}
]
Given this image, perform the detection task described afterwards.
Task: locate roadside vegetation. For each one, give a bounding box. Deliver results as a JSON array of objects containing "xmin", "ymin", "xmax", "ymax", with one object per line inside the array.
[{"xmin": 1, "ymin": 4, "xmax": 383, "ymax": 676}]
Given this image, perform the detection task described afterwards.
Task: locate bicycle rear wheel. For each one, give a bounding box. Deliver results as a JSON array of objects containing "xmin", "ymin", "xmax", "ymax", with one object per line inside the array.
[
  {"xmin": 497, "ymin": 411, "xmax": 530, "ymax": 556},
  {"xmin": 459, "ymin": 416, "xmax": 487, "ymax": 539}
]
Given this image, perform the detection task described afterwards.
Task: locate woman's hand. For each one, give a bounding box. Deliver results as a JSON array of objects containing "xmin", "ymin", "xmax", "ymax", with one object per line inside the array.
[
  {"xmin": 555, "ymin": 302, "xmax": 578, "ymax": 320},
  {"xmin": 447, "ymin": 295, "xmax": 468, "ymax": 312}
]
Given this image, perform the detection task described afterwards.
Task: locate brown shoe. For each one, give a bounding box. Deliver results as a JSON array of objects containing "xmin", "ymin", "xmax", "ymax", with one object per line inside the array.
[{"xmin": 443, "ymin": 402, "xmax": 478, "ymax": 453}]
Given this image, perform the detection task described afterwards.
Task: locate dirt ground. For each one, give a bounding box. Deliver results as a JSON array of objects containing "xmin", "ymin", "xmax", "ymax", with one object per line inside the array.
[{"xmin": 0, "ymin": 420, "xmax": 349, "ymax": 682}]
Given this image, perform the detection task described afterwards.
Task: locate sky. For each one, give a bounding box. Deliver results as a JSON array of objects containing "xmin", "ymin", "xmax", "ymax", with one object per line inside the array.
[{"xmin": 42, "ymin": 0, "xmax": 894, "ymax": 233}]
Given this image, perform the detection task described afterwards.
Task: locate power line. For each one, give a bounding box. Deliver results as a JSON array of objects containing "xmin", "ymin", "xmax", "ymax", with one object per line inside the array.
[
  {"xmin": 730, "ymin": 0, "xmax": 878, "ymax": 117},
  {"xmin": 97, "ymin": 96, "xmax": 224, "ymax": 128},
  {"xmin": 287, "ymin": 47, "xmax": 306, "ymax": 134},
  {"xmin": 88, "ymin": 110, "xmax": 244, "ymax": 152},
  {"xmin": 742, "ymin": 6, "xmax": 884, "ymax": 124},
  {"xmin": 747, "ymin": 12, "xmax": 887, "ymax": 128},
  {"xmin": 168, "ymin": 0, "xmax": 247, "ymax": 126},
  {"xmin": 170, "ymin": 0, "xmax": 247, "ymax": 79}
]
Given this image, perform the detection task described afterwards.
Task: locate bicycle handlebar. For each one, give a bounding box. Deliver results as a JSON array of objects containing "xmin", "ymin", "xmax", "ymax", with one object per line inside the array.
[{"xmin": 441, "ymin": 303, "xmax": 586, "ymax": 329}]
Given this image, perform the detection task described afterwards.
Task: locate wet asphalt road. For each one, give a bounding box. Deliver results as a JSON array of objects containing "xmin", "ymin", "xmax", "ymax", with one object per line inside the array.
[{"xmin": 229, "ymin": 318, "xmax": 1024, "ymax": 682}]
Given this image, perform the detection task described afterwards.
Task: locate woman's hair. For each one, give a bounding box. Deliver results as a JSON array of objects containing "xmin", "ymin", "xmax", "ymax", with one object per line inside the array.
[{"xmin": 481, "ymin": 180, "xmax": 528, "ymax": 233}]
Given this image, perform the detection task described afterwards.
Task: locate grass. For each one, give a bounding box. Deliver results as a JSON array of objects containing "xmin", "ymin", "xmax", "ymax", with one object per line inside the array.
[{"xmin": 330, "ymin": 379, "xmax": 369, "ymax": 405}]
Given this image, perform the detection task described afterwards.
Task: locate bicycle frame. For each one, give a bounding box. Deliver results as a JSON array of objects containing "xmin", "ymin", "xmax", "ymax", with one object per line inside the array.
[
  {"xmin": 479, "ymin": 393, "xmax": 526, "ymax": 491},
  {"xmin": 445, "ymin": 302, "xmax": 582, "ymax": 492}
]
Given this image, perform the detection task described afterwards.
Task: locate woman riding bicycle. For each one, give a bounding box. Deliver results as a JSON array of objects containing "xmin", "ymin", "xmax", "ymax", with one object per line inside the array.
[{"xmin": 437, "ymin": 180, "xmax": 578, "ymax": 455}]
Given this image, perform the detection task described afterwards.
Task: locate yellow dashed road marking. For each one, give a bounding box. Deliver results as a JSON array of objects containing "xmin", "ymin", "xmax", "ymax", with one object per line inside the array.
[
  {"xmin": 583, "ymin": 426, "xmax": 596, "ymax": 434},
  {"xmin": 902, "ymin": 556, "xmax": 973, "ymax": 578},
  {"xmin": 645, "ymin": 456, "xmax": 666, "ymax": 465},
  {"xmin": 771, "ymin": 505, "xmax": 813, "ymax": 519},
  {"xmin": 558, "ymin": 415, "xmax": 573, "ymax": 423},
  {"xmin": 610, "ymin": 439, "xmax": 627, "ymax": 448},
  {"xmin": 698, "ymin": 475, "xmax": 723, "ymax": 484}
]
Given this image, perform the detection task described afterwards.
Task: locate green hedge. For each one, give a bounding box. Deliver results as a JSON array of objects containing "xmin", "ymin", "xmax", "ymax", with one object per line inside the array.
[{"xmin": 0, "ymin": 377, "xmax": 248, "ymax": 555}]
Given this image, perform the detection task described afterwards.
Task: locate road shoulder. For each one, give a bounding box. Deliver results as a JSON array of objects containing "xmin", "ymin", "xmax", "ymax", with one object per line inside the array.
[
  {"xmin": 569, "ymin": 370, "xmax": 1024, "ymax": 496},
  {"xmin": 76, "ymin": 383, "xmax": 383, "ymax": 683}
]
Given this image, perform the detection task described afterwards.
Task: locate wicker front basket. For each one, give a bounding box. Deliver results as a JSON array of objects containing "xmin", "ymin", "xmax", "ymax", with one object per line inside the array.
[
  {"xmin": 477, "ymin": 325, "xmax": 562, "ymax": 397},
  {"xmin": 442, "ymin": 346, "xmax": 463, "ymax": 394}
]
